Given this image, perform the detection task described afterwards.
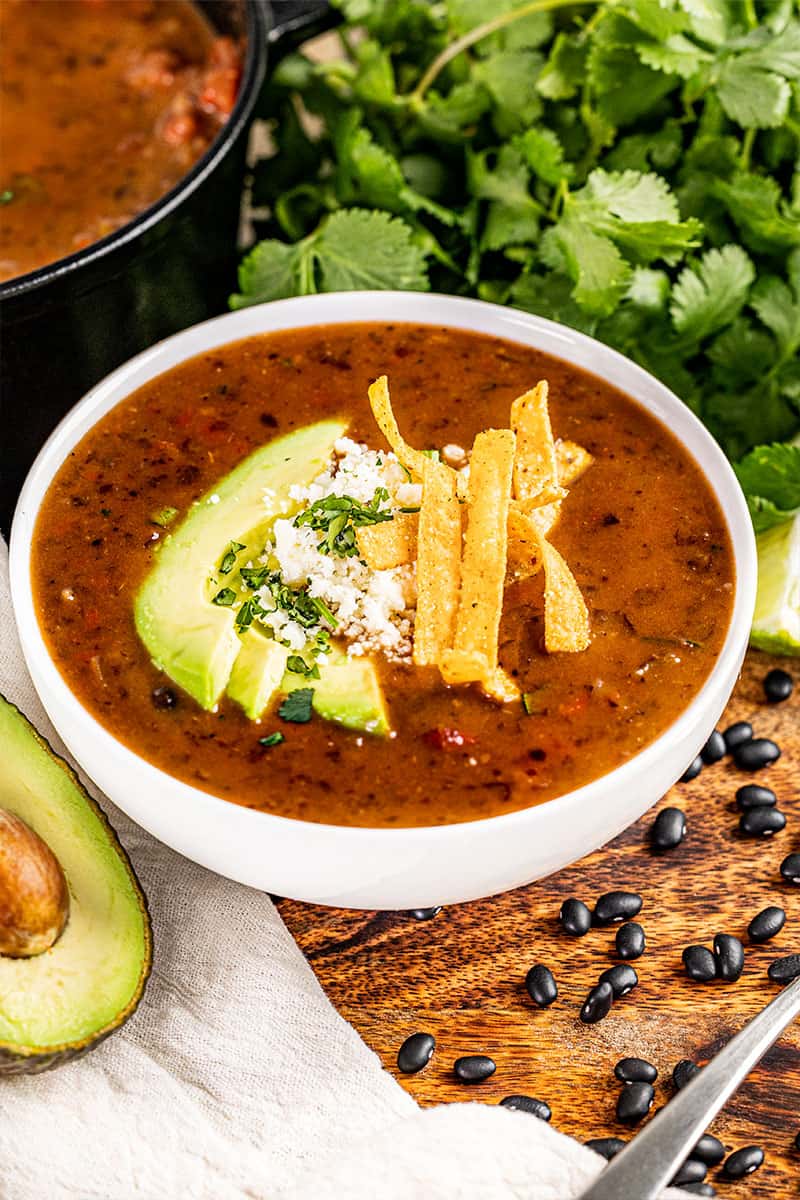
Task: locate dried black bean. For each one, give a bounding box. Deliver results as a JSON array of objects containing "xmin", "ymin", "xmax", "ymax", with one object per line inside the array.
[
  {"xmin": 713, "ymin": 933, "xmax": 745, "ymax": 982},
  {"xmin": 739, "ymin": 806, "xmax": 786, "ymax": 836},
  {"xmin": 585, "ymin": 1137, "xmax": 625, "ymax": 1160},
  {"xmin": 748, "ymin": 905, "xmax": 786, "ymax": 943},
  {"xmin": 768, "ymin": 953, "xmax": 800, "ymax": 984},
  {"xmin": 559, "ymin": 897, "xmax": 592, "ymax": 937},
  {"xmin": 580, "ymin": 981, "xmax": 614, "ymax": 1024},
  {"xmin": 735, "ymin": 783, "xmax": 777, "ymax": 810},
  {"xmin": 692, "ymin": 1134, "xmax": 725, "ymax": 1166},
  {"xmin": 616, "ymin": 921, "xmax": 646, "ymax": 960},
  {"xmin": 651, "ymin": 806, "xmax": 686, "ymax": 850},
  {"xmin": 616, "ymin": 1080, "xmax": 654, "ymax": 1124},
  {"xmin": 673, "ymin": 1059, "xmax": 701, "ymax": 1090},
  {"xmin": 409, "ymin": 906, "xmax": 442, "ymax": 920},
  {"xmin": 700, "ymin": 730, "xmax": 726, "ymax": 764},
  {"xmin": 499, "ymin": 1095, "xmax": 551, "ymax": 1120},
  {"xmin": 683, "ymin": 945, "xmax": 716, "ymax": 982},
  {"xmin": 599, "ymin": 964, "xmax": 638, "ymax": 998},
  {"xmin": 733, "ymin": 738, "xmax": 781, "ymax": 771},
  {"xmin": 781, "ymin": 853, "xmax": 800, "ymax": 883},
  {"xmin": 151, "ymin": 685, "xmax": 178, "ymax": 710},
  {"xmin": 397, "ymin": 1032, "xmax": 435, "ymax": 1074},
  {"xmin": 681, "ymin": 756, "xmax": 703, "ymax": 783},
  {"xmin": 723, "ymin": 721, "xmax": 753, "ymax": 752},
  {"xmin": 525, "ymin": 964, "xmax": 557, "ymax": 1007},
  {"xmin": 594, "ymin": 891, "xmax": 643, "ymax": 924},
  {"xmin": 722, "ymin": 1145, "xmax": 764, "ymax": 1178},
  {"xmin": 454, "ymin": 1054, "xmax": 495, "ymax": 1083},
  {"xmin": 614, "ymin": 1057, "xmax": 657, "ymax": 1084},
  {"xmin": 763, "ymin": 667, "xmax": 793, "ymax": 703},
  {"xmin": 671, "ymin": 1159, "xmax": 707, "ymax": 1186}
]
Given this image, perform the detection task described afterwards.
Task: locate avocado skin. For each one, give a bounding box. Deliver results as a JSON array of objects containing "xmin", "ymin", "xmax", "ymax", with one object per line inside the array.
[{"xmin": 0, "ymin": 696, "xmax": 152, "ymax": 1075}]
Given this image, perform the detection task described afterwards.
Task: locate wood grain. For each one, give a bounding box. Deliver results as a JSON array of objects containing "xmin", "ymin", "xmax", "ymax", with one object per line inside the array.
[{"xmin": 279, "ymin": 650, "xmax": 800, "ymax": 1197}]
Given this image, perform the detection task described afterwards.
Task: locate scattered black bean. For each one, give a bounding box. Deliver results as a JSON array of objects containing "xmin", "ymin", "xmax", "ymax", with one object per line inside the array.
[
  {"xmin": 723, "ymin": 721, "xmax": 753, "ymax": 752},
  {"xmin": 700, "ymin": 730, "xmax": 726, "ymax": 764},
  {"xmin": 781, "ymin": 853, "xmax": 800, "ymax": 884},
  {"xmin": 713, "ymin": 933, "xmax": 745, "ymax": 982},
  {"xmin": 735, "ymin": 783, "xmax": 777, "ymax": 810},
  {"xmin": 673, "ymin": 1059, "xmax": 701, "ymax": 1090},
  {"xmin": 671, "ymin": 1159, "xmax": 707, "ymax": 1186},
  {"xmin": 585, "ymin": 1137, "xmax": 625, "ymax": 1160},
  {"xmin": 409, "ymin": 907, "xmax": 441, "ymax": 920},
  {"xmin": 151, "ymin": 685, "xmax": 178, "ymax": 710},
  {"xmin": 454, "ymin": 1055, "xmax": 495, "ymax": 1083},
  {"xmin": 692, "ymin": 1134, "xmax": 726, "ymax": 1166},
  {"xmin": 768, "ymin": 953, "xmax": 800, "ymax": 984},
  {"xmin": 794, "ymin": 1129, "xmax": 800, "ymax": 1151},
  {"xmin": 397, "ymin": 1032, "xmax": 435, "ymax": 1074},
  {"xmin": 616, "ymin": 1080, "xmax": 654, "ymax": 1124},
  {"xmin": 722, "ymin": 1145, "xmax": 764, "ymax": 1179},
  {"xmin": 599, "ymin": 964, "xmax": 639, "ymax": 998},
  {"xmin": 499, "ymin": 1095, "xmax": 551, "ymax": 1120},
  {"xmin": 651, "ymin": 806, "xmax": 687, "ymax": 851},
  {"xmin": 559, "ymin": 897, "xmax": 592, "ymax": 937},
  {"xmin": 739, "ymin": 806, "xmax": 786, "ymax": 836},
  {"xmin": 525, "ymin": 964, "xmax": 558, "ymax": 1007},
  {"xmin": 763, "ymin": 667, "xmax": 793, "ymax": 703},
  {"xmin": 580, "ymin": 981, "xmax": 614, "ymax": 1024},
  {"xmin": 681, "ymin": 755, "xmax": 703, "ymax": 782},
  {"xmin": 594, "ymin": 891, "xmax": 643, "ymax": 925},
  {"xmin": 616, "ymin": 922, "xmax": 646, "ymax": 960},
  {"xmin": 683, "ymin": 945, "xmax": 716, "ymax": 982},
  {"xmin": 748, "ymin": 905, "xmax": 786, "ymax": 943},
  {"xmin": 614, "ymin": 1057, "xmax": 657, "ymax": 1084},
  {"xmin": 733, "ymin": 738, "xmax": 781, "ymax": 772}
]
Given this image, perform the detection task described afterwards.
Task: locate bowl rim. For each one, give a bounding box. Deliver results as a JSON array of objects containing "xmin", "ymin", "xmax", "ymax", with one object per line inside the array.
[{"xmin": 10, "ymin": 290, "xmax": 757, "ymax": 844}]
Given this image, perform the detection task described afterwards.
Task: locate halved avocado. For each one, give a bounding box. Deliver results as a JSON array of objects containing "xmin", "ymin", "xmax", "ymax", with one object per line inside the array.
[
  {"xmin": 135, "ymin": 419, "xmax": 347, "ymax": 710},
  {"xmin": 0, "ymin": 696, "xmax": 152, "ymax": 1075}
]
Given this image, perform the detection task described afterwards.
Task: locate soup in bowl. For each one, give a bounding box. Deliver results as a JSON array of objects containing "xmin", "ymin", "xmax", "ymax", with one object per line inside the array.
[{"xmin": 10, "ymin": 293, "xmax": 756, "ymax": 907}]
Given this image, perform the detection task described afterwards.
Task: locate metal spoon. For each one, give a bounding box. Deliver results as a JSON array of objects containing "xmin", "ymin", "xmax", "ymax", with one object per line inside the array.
[{"xmin": 577, "ymin": 975, "xmax": 800, "ymax": 1199}]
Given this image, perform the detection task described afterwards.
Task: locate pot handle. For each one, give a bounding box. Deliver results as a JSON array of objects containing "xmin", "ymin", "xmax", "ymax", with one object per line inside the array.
[{"xmin": 266, "ymin": 1, "xmax": 336, "ymax": 50}]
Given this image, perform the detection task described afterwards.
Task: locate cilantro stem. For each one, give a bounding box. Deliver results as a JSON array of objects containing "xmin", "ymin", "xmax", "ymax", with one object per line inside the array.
[
  {"xmin": 739, "ymin": 128, "xmax": 755, "ymax": 171},
  {"xmin": 410, "ymin": 0, "xmax": 597, "ymax": 104},
  {"xmin": 743, "ymin": 0, "xmax": 757, "ymax": 30}
]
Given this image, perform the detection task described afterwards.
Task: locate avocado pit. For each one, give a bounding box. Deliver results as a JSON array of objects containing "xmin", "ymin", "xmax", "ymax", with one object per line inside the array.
[{"xmin": 0, "ymin": 808, "xmax": 70, "ymax": 958}]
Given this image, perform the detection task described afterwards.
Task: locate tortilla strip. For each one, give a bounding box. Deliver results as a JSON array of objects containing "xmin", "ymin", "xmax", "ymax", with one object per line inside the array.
[
  {"xmin": 368, "ymin": 375, "xmax": 432, "ymax": 482},
  {"xmin": 507, "ymin": 504, "xmax": 544, "ymax": 583},
  {"xmin": 556, "ymin": 439, "xmax": 594, "ymax": 488},
  {"xmin": 538, "ymin": 535, "xmax": 590, "ymax": 653},
  {"xmin": 413, "ymin": 458, "xmax": 462, "ymax": 667},
  {"xmin": 511, "ymin": 382, "xmax": 566, "ymax": 506},
  {"xmin": 357, "ymin": 511, "xmax": 418, "ymax": 570},
  {"xmin": 439, "ymin": 647, "xmax": 489, "ymax": 685},
  {"xmin": 483, "ymin": 665, "xmax": 521, "ymax": 703},
  {"xmin": 451, "ymin": 428, "xmax": 515, "ymax": 672}
]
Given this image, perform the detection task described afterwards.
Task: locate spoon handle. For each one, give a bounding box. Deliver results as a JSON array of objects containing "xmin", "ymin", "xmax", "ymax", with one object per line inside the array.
[{"xmin": 577, "ymin": 975, "xmax": 800, "ymax": 1200}]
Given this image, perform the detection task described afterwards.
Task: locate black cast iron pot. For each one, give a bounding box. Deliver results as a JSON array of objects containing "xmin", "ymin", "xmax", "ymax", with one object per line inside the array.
[{"xmin": 0, "ymin": 0, "xmax": 330, "ymax": 531}]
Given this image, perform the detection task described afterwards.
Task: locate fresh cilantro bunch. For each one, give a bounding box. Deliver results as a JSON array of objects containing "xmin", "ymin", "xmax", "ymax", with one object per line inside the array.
[{"xmin": 232, "ymin": 0, "xmax": 800, "ymax": 507}]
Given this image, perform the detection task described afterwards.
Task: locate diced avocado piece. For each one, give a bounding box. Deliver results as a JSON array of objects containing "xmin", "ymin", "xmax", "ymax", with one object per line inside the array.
[
  {"xmin": 282, "ymin": 649, "xmax": 390, "ymax": 735},
  {"xmin": 227, "ymin": 628, "xmax": 288, "ymax": 719},
  {"xmin": 0, "ymin": 695, "xmax": 152, "ymax": 1074},
  {"xmin": 134, "ymin": 420, "xmax": 347, "ymax": 709}
]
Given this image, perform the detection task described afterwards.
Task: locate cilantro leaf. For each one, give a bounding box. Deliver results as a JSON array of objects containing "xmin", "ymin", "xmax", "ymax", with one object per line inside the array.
[
  {"xmin": 315, "ymin": 210, "xmax": 429, "ymax": 291},
  {"xmin": 670, "ymin": 245, "xmax": 756, "ymax": 342},
  {"xmin": 734, "ymin": 443, "xmax": 800, "ymax": 532},
  {"xmin": 711, "ymin": 172, "xmax": 800, "ymax": 254},
  {"xmin": 229, "ymin": 239, "xmax": 313, "ymax": 309},
  {"xmin": 716, "ymin": 59, "xmax": 791, "ymax": 129},
  {"xmin": 259, "ymin": 731, "xmax": 285, "ymax": 748},
  {"xmin": 278, "ymin": 688, "xmax": 315, "ymax": 724},
  {"xmin": 750, "ymin": 267, "xmax": 800, "ymax": 360}
]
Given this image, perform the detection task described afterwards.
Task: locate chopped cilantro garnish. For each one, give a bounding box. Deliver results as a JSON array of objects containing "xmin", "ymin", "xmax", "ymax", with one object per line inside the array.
[
  {"xmin": 240, "ymin": 565, "xmax": 270, "ymax": 589},
  {"xmin": 259, "ymin": 731, "xmax": 285, "ymax": 748},
  {"xmin": 151, "ymin": 506, "xmax": 178, "ymax": 529},
  {"xmin": 286, "ymin": 654, "xmax": 320, "ymax": 679},
  {"xmin": 399, "ymin": 506, "xmax": 420, "ymax": 514},
  {"xmin": 220, "ymin": 541, "xmax": 246, "ymax": 575},
  {"xmin": 294, "ymin": 489, "xmax": 393, "ymax": 557},
  {"xmin": 235, "ymin": 599, "xmax": 257, "ymax": 629},
  {"xmin": 278, "ymin": 688, "xmax": 315, "ymax": 723},
  {"xmin": 212, "ymin": 587, "xmax": 237, "ymax": 607},
  {"xmin": 0, "ymin": 190, "xmax": 13, "ymax": 205},
  {"xmin": 522, "ymin": 687, "xmax": 549, "ymax": 716},
  {"xmin": 310, "ymin": 595, "xmax": 338, "ymax": 629}
]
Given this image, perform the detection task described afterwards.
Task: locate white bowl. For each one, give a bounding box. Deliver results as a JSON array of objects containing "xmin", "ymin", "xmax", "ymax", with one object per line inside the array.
[{"xmin": 10, "ymin": 292, "xmax": 756, "ymax": 909}]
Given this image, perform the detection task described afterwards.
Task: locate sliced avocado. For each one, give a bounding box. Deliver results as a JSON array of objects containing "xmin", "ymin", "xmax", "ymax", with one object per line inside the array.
[
  {"xmin": 135, "ymin": 420, "xmax": 347, "ymax": 710},
  {"xmin": 282, "ymin": 648, "xmax": 390, "ymax": 735},
  {"xmin": 0, "ymin": 695, "xmax": 151, "ymax": 1075},
  {"xmin": 227, "ymin": 627, "xmax": 288, "ymax": 720}
]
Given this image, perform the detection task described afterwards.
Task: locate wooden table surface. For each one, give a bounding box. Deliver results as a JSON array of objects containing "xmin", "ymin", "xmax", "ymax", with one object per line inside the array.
[{"xmin": 280, "ymin": 650, "xmax": 800, "ymax": 1198}]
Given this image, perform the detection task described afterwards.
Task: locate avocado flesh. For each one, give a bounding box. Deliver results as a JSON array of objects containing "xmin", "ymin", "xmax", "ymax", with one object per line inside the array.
[
  {"xmin": 227, "ymin": 627, "xmax": 288, "ymax": 720},
  {"xmin": 282, "ymin": 649, "xmax": 390, "ymax": 735},
  {"xmin": 135, "ymin": 420, "xmax": 347, "ymax": 710},
  {"xmin": 0, "ymin": 696, "xmax": 151, "ymax": 1073}
]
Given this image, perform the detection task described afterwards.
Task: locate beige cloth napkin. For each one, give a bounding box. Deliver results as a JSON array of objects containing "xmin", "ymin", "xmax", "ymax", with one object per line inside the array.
[{"xmin": 0, "ymin": 539, "xmax": 674, "ymax": 1200}]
